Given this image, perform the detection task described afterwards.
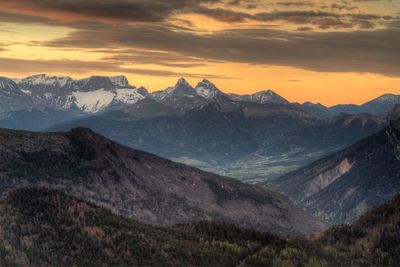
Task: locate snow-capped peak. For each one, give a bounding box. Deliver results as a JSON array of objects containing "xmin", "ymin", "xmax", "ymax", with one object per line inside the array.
[
  {"xmin": 0, "ymin": 77, "xmax": 17, "ymax": 89},
  {"xmin": 108, "ymin": 76, "xmax": 131, "ymax": 88},
  {"xmin": 250, "ymin": 90, "xmax": 289, "ymax": 104},
  {"xmin": 195, "ymin": 79, "xmax": 222, "ymax": 99},
  {"xmin": 19, "ymin": 74, "xmax": 72, "ymax": 88}
]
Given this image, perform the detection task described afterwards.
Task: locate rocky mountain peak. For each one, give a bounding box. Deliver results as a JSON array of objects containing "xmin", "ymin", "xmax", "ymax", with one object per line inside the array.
[
  {"xmin": 19, "ymin": 74, "xmax": 73, "ymax": 88},
  {"xmin": 176, "ymin": 77, "xmax": 191, "ymax": 87},
  {"xmin": 136, "ymin": 86, "xmax": 149, "ymax": 96},
  {"xmin": 250, "ymin": 90, "xmax": 289, "ymax": 104},
  {"xmin": 108, "ymin": 75, "xmax": 131, "ymax": 88},
  {"xmin": 195, "ymin": 79, "xmax": 222, "ymax": 99},
  {"xmin": 0, "ymin": 77, "xmax": 19, "ymax": 91}
]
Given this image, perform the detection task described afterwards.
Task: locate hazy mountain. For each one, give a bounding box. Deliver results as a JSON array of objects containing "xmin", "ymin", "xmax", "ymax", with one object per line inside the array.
[
  {"xmin": 270, "ymin": 119, "xmax": 400, "ymax": 224},
  {"xmin": 48, "ymin": 95, "xmax": 320, "ymax": 166},
  {"xmin": 0, "ymin": 107, "xmax": 85, "ymax": 131},
  {"xmin": 205, "ymin": 110, "xmax": 392, "ymax": 182},
  {"xmin": 300, "ymin": 101, "xmax": 330, "ymax": 118},
  {"xmin": 0, "ymin": 77, "xmax": 33, "ymax": 114},
  {"xmin": 0, "ymin": 127, "xmax": 325, "ymax": 236},
  {"xmin": 304, "ymin": 94, "xmax": 400, "ymax": 117}
]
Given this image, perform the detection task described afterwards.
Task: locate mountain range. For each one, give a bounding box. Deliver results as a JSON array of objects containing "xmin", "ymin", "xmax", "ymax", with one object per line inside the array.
[
  {"xmin": 0, "ymin": 127, "xmax": 325, "ymax": 236},
  {"xmin": 0, "ymin": 73, "xmax": 399, "ymax": 182},
  {"xmin": 2, "ymin": 74, "xmax": 399, "ymax": 119},
  {"xmin": 270, "ymin": 118, "xmax": 400, "ymax": 225},
  {"xmin": 49, "ymin": 94, "xmax": 399, "ymax": 182}
]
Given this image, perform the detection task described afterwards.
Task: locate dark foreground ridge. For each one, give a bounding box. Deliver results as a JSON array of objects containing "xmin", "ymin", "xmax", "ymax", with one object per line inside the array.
[
  {"xmin": 0, "ymin": 127, "xmax": 325, "ymax": 236},
  {"xmin": 2, "ymin": 187, "xmax": 400, "ymax": 266}
]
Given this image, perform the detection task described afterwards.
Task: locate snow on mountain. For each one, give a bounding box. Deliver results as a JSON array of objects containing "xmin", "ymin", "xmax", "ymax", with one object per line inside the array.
[
  {"xmin": 72, "ymin": 89, "xmax": 115, "ymax": 113},
  {"xmin": 108, "ymin": 76, "xmax": 131, "ymax": 88},
  {"xmin": 0, "ymin": 77, "xmax": 20, "ymax": 94},
  {"xmin": 113, "ymin": 88, "xmax": 147, "ymax": 105},
  {"xmin": 150, "ymin": 78, "xmax": 197, "ymax": 101},
  {"xmin": 228, "ymin": 90, "xmax": 289, "ymax": 105},
  {"xmin": 9, "ymin": 74, "xmax": 145, "ymax": 113},
  {"xmin": 194, "ymin": 79, "xmax": 223, "ymax": 99},
  {"xmin": 19, "ymin": 74, "xmax": 72, "ymax": 88}
]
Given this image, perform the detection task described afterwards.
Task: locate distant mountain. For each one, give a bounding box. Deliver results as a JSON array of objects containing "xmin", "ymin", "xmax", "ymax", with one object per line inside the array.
[
  {"xmin": 228, "ymin": 90, "xmax": 290, "ymax": 105},
  {"xmin": 0, "ymin": 77, "xmax": 32, "ymax": 114},
  {"xmin": 299, "ymin": 102, "xmax": 330, "ymax": 118},
  {"xmin": 150, "ymin": 78, "xmax": 197, "ymax": 101},
  {"xmin": 149, "ymin": 78, "xmax": 290, "ymax": 105},
  {"xmin": 270, "ymin": 118, "xmax": 400, "ymax": 224},
  {"xmin": 48, "ymin": 95, "xmax": 320, "ymax": 166},
  {"xmin": 50, "ymin": 95, "xmax": 400, "ymax": 183},
  {"xmin": 304, "ymin": 94, "xmax": 400, "ymax": 117},
  {"xmin": 0, "ymin": 107, "xmax": 85, "ymax": 131},
  {"xmin": 0, "ymin": 127, "xmax": 325, "ymax": 236},
  {"xmin": 201, "ymin": 110, "xmax": 392, "ymax": 182},
  {"xmin": 195, "ymin": 79, "xmax": 224, "ymax": 99},
  {"xmin": 14, "ymin": 74, "xmax": 148, "ymax": 113}
]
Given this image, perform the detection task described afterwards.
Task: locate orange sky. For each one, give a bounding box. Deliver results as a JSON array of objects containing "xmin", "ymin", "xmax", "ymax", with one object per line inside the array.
[{"xmin": 0, "ymin": 0, "xmax": 399, "ymax": 106}]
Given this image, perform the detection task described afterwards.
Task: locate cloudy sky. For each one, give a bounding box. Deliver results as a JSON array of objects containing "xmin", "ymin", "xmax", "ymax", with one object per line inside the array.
[{"xmin": 0, "ymin": 0, "xmax": 399, "ymax": 105}]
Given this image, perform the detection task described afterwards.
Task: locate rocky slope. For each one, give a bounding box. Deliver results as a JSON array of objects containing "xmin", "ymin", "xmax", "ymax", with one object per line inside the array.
[
  {"xmin": 0, "ymin": 127, "xmax": 325, "ymax": 236},
  {"xmin": 270, "ymin": 118, "xmax": 400, "ymax": 224}
]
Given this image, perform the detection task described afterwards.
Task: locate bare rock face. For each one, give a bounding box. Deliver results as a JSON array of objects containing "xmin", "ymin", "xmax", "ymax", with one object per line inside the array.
[
  {"xmin": 0, "ymin": 127, "xmax": 325, "ymax": 236},
  {"xmin": 271, "ymin": 119, "xmax": 400, "ymax": 225}
]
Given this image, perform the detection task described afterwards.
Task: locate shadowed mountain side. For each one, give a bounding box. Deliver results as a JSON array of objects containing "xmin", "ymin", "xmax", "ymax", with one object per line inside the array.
[
  {"xmin": 0, "ymin": 127, "xmax": 325, "ymax": 236},
  {"xmin": 270, "ymin": 118, "xmax": 400, "ymax": 224}
]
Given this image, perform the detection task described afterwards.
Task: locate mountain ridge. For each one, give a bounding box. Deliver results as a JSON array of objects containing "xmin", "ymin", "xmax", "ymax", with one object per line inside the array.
[
  {"xmin": 0, "ymin": 126, "xmax": 325, "ymax": 236},
  {"xmin": 270, "ymin": 118, "xmax": 400, "ymax": 224}
]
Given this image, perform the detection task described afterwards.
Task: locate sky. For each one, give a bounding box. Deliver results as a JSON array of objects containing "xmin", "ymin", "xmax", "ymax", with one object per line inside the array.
[{"xmin": 0, "ymin": 0, "xmax": 399, "ymax": 106}]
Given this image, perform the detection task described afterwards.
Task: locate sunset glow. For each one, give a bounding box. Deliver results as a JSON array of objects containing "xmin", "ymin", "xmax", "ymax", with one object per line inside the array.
[{"xmin": 0, "ymin": 0, "xmax": 399, "ymax": 106}]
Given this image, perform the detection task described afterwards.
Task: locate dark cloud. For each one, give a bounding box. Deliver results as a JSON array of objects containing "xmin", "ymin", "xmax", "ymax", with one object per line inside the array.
[
  {"xmin": 184, "ymin": 7, "xmax": 392, "ymax": 29},
  {"xmin": 0, "ymin": 57, "xmax": 228, "ymax": 79},
  {"xmin": 190, "ymin": 6, "xmax": 251, "ymax": 22},
  {"xmin": 0, "ymin": 0, "xmax": 397, "ymax": 78},
  {"xmin": 100, "ymin": 49, "xmax": 212, "ymax": 68},
  {"xmin": 0, "ymin": 0, "xmax": 392, "ymax": 30},
  {"xmin": 41, "ymin": 23, "xmax": 400, "ymax": 76},
  {"xmin": 1, "ymin": 0, "xmax": 222, "ymax": 23},
  {"xmin": 329, "ymin": 3, "xmax": 359, "ymax": 11},
  {"xmin": 276, "ymin": 1, "xmax": 314, "ymax": 7},
  {"xmin": 253, "ymin": 11, "xmax": 391, "ymax": 29}
]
